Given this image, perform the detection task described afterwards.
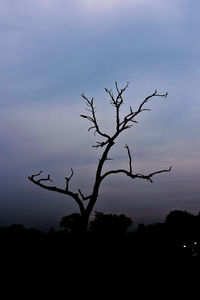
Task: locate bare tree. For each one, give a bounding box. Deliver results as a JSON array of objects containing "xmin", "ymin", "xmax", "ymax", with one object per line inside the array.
[{"xmin": 28, "ymin": 82, "xmax": 171, "ymax": 232}]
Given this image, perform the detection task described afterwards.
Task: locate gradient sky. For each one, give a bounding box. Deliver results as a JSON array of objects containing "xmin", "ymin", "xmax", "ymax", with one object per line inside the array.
[{"xmin": 1, "ymin": 0, "xmax": 200, "ymax": 230}]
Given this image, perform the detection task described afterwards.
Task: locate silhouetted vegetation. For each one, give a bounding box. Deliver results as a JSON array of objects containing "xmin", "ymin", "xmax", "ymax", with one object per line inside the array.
[
  {"xmin": 1, "ymin": 210, "xmax": 200, "ymax": 297},
  {"xmin": 89, "ymin": 211, "xmax": 133, "ymax": 234},
  {"xmin": 59, "ymin": 213, "xmax": 82, "ymax": 233}
]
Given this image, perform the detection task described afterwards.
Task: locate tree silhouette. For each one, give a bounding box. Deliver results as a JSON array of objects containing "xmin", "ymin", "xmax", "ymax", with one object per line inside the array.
[
  {"xmin": 59, "ymin": 213, "xmax": 82, "ymax": 233},
  {"xmin": 89, "ymin": 212, "xmax": 133, "ymax": 234},
  {"xmin": 28, "ymin": 82, "xmax": 171, "ymax": 232},
  {"xmin": 165, "ymin": 210, "xmax": 197, "ymax": 240}
]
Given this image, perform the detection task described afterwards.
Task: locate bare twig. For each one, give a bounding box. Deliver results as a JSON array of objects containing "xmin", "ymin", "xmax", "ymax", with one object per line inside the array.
[
  {"xmin": 81, "ymin": 93, "xmax": 110, "ymax": 141},
  {"xmin": 142, "ymin": 166, "xmax": 172, "ymax": 183},
  {"xmin": 38, "ymin": 174, "xmax": 53, "ymax": 183},
  {"xmin": 30, "ymin": 170, "xmax": 43, "ymax": 178},
  {"xmin": 101, "ymin": 166, "xmax": 172, "ymax": 183},
  {"xmin": 125, "ymin": 144, "xmax": 132, "ymax": 174},
  {"xmin": 92, "ymin": 140, "xmax": 110, "ymax": 148},
  {"xmin": 105, "ymin": 81, "xmax": 129, "ymax": 107},
  {"xmin": 28, "ymin": 171, "xmax": 53, "ymax": 184},
  {"xmin": 105, "ymin": 81, "xmax": 129, "ymax": 132},
  {"xmin": 28, "ymin": 170, "xmax": 85, "ymax": 215},
  {"xmin": 65, "ymin": 168, "xmax": 74, "ymax": 191},
  {"xmin": 120, "ymin": 89, "xmax": 168, "ymax": 131},
  {"xmin": 115, "ymin": 81, "xmax": 129, "ymax": 105}
]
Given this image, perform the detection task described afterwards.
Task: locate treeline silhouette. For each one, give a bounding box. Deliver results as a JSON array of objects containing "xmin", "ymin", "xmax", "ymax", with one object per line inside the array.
[{"xmin": 1, "ymin": 210, "xmax": 200, "ymax": 297}]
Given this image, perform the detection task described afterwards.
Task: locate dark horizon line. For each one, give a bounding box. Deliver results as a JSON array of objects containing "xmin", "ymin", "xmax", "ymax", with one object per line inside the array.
[{"xmin": 1, "ymin": 208, "xmax": 199, "ymax": 233}]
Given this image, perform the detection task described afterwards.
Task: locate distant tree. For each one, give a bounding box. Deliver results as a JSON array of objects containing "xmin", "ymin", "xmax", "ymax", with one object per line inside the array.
[
  {"xmin": 60, "ymin": 213, "xmax": 82, "ymax": 233},
  {"xmin": 28, "ymin": 82, "xmax": 171, "ymax": 232},
  {"xmin": 165, "ymin": 210, "xmax": 196, "ymax": 240},
  {"xmin": 89, "ymin": 212, "xmax": 133, "ymax": 234},
  {"xmin": 165, "ymin": 210, "xmax": 195, "ymax": 226}
]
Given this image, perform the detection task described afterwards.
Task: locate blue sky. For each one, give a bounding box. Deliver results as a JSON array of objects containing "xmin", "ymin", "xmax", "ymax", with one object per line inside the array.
[{"xmin": 0, "ymin": 0, "xmax": 200, "ymax": 230}]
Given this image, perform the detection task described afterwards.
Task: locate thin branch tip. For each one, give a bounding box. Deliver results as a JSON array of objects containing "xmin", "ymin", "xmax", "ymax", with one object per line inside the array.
[
  {"xmin": 29, "ymin": 170, "xmax": 43, "ymax": 180},
  {"xmin": 65, "ymin": 168, "xmax": 74, "ymax": 190}
]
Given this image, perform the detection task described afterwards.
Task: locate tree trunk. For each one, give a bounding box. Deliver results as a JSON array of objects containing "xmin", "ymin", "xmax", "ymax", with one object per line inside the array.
[{"xmin": 80, "ymin": 212, "xmax": 90, "ymax": 233}]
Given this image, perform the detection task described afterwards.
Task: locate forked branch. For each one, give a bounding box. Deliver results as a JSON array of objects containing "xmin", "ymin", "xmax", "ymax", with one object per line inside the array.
[
  {"xmin": 101, "ymin": 165, "xmax": 172, "ymax": 183},
  {"xmin": 80, "ymin": 93, "xmax": 111, "ymax": 145},
  {"xmin": 78, "ymin": 189, "xmax": 92, "ymax": 201},
  {"xmin": 105, "ymin": 81, "xmax": 129, "ymax": 132},
  {"xmin": 101, "ymin": 144, "xmax": 171, "ymax": 183},
  {"xmin": 28, "ymin": 170, "xmax": 85, "ymax": 215},
  {"xmin": 105, "ymin": 81, "xmax": 129, "ymax": 107},
  {"xmin": 65, "ymin": 168, "xmax": 74, "ymax": 191},
  {"xmin": 120, "ymin": 90, "xmax": 168, "ymax": 131},
  {"xmin": 28, "ymin": 171, "xmax": 53, "ymax": 184}
]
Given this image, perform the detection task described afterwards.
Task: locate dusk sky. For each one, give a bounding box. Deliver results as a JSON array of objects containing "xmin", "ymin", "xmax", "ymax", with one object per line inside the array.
[{"xmin": 1, "ymin": 0, "xmax": 200, "ymax": 230}]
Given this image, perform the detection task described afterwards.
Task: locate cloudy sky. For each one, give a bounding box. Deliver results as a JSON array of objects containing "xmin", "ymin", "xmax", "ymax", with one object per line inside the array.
[{"xmin": 1, "ymin": 0, "xmax": 200, "ymax": 230}]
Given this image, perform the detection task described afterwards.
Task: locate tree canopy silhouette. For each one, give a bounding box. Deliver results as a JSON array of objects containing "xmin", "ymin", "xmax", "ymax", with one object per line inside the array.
[
  {"xmin": 28, "ymin": 82, "xmax": 171, "ymax": 232},
  {"xmin": 89, "ymin": 212, "xmax": 133, "ymax": 234},
  {"xmin": 59, "ymin": 213, "xmax": 82, "ymax": 234},
  {"xmin": 59, "ymin": 211, "xmax": 132, "ymax": 234},
  {"xmin": 165, "ymin": 210, "xmax": 200, "ymax": 240}
]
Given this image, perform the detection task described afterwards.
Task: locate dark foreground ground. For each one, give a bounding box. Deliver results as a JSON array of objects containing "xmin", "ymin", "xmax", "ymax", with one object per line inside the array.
[{"xmin": 1, "ymin": 230, "xmax": 199, "ymax": 298}]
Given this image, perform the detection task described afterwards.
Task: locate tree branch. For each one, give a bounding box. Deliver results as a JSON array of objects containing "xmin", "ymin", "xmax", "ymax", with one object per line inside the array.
[
  {"xmin": 92, "ymin": 140, "xmax": 110, "ymax": 148},
  {"xmin": 100, "ymin": 143, "xmax": 171, "ymax": 183},
  {"xmin": 80, "ymin": 93, "xmax": 111, "ymax": 145},
  {"xmin": 28, "ymin": 171, "xmax": 85, "ymax": 215},
  {"xmin": 120, "ymin": 90, "xmax": 168, "ymax": 130},
  {"xmin": 115, "ymin": 81, "xmax": 129, "ymax": 105},
  {"xmin": 105, "ymin": 81, "xmax": 129, "ymax": 107},
  {"xmin": 101, "ymin": 166, "xmax": 172, "ymax": 183},
  {"xmin": 101, "ymin": 144, "xmax": 171, "ymax": 183},
  {"xmin": 143, "ymin": 166, "xmax": 172, "ymax": 182},
  {"xmin": 125, "ymin": 144, "xmax": 132, "ymax": 174},
  {"xmin": 28, "ymin": 171, "xmax": 53, "ymax": 184},
  {"xmin": 65, "ymin": 168, "xmax": 74, "ymax": 191},
  {"xmin": 105, "ymin": 82, "xmax": 129, "ymax": 132}
]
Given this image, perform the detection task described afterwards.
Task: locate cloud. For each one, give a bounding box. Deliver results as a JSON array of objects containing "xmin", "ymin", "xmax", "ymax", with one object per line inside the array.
[
  {"xmin": 0, "ymin": 0, "xmax": 191, "ymax": 111},
  {"xmin": 80, "ymin": 0, "xmax": 186, "ymax": 21}
]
